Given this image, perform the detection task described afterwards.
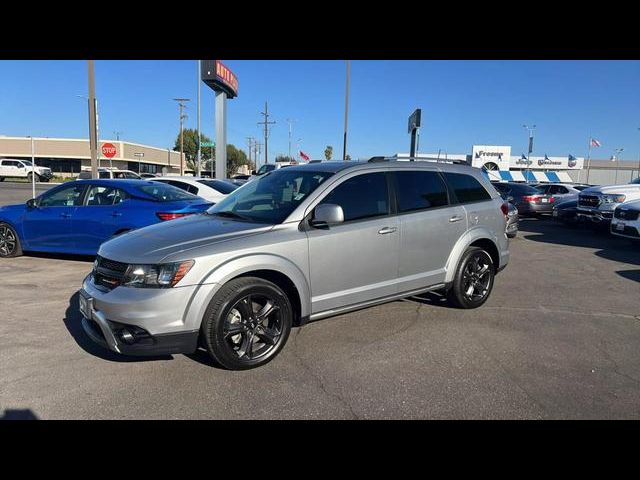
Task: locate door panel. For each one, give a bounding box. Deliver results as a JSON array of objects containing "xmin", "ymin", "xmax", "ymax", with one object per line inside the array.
[{"xmin": 307, "ymin": 218, "xmax": 399, "ymax": 313}]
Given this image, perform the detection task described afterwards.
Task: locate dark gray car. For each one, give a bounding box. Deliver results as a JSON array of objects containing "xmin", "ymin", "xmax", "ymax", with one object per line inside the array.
[{"xmin": 492, "ymin": 182, "xmax": 555, "ymax": 215}]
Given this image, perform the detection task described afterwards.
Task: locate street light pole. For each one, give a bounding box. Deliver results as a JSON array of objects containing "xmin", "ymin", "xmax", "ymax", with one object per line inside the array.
[
  {"xmin": 87, "ymin": 61, "xmax": 99, "ymax": 179},
  {"xmin": 342, "ymin": 60, "xmax": 350, "ymax": 161},
  {"xmin": 30, "ymin": 136, "xmax": 35, "ymax": 199},
  {"xmin": 197, "ymin": 61, "xmax": 201, "ymax": 177},
  {"xmin": 523, "ymin": 124, "xmax": 536, "ymax": 183}
]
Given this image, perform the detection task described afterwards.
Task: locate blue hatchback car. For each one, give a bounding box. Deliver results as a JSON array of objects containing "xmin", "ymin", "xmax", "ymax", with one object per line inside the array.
[{"xmin": 0, "ymin": 179, "xmax": 212, "ymax": 257}]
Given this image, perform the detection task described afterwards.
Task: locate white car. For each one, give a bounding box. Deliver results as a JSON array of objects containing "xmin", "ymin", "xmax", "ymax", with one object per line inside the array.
[
  {"xmin": 151, "ymin": 176, "xmax": 238, "ymax": 204},
  {"xmin": 535, "ymin": 183, "xmax": 590, "ymax": 203},
  {"xmin": 0, "ymin": 158, "xmax": 53, "ymax": 182},
  {"xmin": 77, "ymin": 168, "xmax": 142, "ymax": 180},
  {"xmin": 611, "ymin": 199, "xmax": 640, "ymax": 243}
]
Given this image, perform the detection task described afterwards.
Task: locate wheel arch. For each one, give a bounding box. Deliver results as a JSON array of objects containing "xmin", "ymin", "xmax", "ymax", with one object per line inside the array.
[
  {"xmin": 444, "ymin": 228, "xmax": 501, "ymax": 284},
  {"xmin": 183, "ymin": 254, "xmax": 311, "ymax": 332}
]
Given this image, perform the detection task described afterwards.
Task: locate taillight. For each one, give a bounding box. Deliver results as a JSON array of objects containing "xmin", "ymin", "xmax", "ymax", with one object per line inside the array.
[
  {"xmin": 549, "ymin": 197, "xmax": 555, "ymax": 203},
  {"xmin": 156, "ymin": 212, "xmax": 193, "ymax": 221},
  {"xmin": 500, "ymin": 202, "xmax": 509, "ymax": 216},
  {"xmin": 522, "ymin": 195, "xmax": 537, "ymax": 203}
]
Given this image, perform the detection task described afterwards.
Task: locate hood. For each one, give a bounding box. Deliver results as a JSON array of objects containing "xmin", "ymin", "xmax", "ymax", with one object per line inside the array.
[
  {"xmin": 582, "ymin": 184, "xmax": 640, "ymax": 195},
  {"xmin": 0, "ymin": 203, "xmax": 27, "ymax": 220},
  {"xmin": 98, "ymin": 213, "xmax": 273, "ymax": 264}
]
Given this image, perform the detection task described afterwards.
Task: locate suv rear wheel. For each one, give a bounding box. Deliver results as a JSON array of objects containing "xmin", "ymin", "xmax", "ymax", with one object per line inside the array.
[
  {"xmin": 201, "ymin": 277, "xmax": 293, "ymax": 370},
  {"xmin": 447, "ymin": 246, "xmax": 495, "ymax": 309},
  {"xmin": 0, "ymin": 223, "xmax": 22, "ymax": 258}
]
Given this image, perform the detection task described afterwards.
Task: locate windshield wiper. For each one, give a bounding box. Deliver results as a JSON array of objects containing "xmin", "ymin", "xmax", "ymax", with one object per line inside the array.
[{"xmin": 210, "ymin": 211, "xmax": 252, "ymax": 221}]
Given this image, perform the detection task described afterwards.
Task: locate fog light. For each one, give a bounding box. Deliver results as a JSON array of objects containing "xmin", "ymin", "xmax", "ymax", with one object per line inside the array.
[{"xmin": 120, "ymin": 329, "xmax": 136, "ymax": 345}]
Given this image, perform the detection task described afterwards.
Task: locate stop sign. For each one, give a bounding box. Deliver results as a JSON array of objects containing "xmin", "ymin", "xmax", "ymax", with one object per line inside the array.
[{"xmin": 101, "ymin": 143, "xmax": 117, "ymax": 158}]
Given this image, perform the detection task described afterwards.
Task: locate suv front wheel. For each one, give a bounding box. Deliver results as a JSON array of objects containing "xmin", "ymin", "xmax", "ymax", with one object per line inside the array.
[
  {"xmin": 447, "ymin": 246, "xmax": 495, "ymax": 309},
  {"xmin": 201, "ymin": 277, "xmax": 293, "ymax": 370}
]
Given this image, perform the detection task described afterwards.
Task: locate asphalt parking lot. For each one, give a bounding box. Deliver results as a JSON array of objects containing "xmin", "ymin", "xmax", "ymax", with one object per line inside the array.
[{"xmin": 1, "ymin": 183, "xmax": 640, "ymax": 419}]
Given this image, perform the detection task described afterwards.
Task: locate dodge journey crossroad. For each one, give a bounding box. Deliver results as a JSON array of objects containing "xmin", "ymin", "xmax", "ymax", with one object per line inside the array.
[{"xmin": 79, "ymin": 160, "xmax": 510, "ymax": 370}]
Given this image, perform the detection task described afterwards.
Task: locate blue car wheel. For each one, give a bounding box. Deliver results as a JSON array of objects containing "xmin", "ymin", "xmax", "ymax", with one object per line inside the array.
[{"xmin": 0, "ymin": 222, "xmax": 22, "ymax": 258}]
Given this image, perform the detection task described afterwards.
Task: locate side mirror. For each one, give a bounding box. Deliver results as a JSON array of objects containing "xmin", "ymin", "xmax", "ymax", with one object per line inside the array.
[
  {"xmin": 507, "ymin": 195, "xmax": 514, "ymax": 203},
  {"xmin": 26, "ymin": 198, "xmax": 37, "ymax": 209},
  {"xmin": 251, "ymin": 170, "xmax": 257, "ymax": 175},
  {"xmin": 310, "ymin": 204, "xmax": 344, "ymax": 229}
]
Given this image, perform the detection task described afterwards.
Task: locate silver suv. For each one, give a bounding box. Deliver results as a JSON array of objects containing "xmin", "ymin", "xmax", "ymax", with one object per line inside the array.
[{"xmin": 79, "ymin": 160, "xmax": 510, "ymax": 370}]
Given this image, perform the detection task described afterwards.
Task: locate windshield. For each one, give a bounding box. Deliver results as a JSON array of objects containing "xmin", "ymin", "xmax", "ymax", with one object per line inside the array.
[
  {"xmin": 207, "ymin": 169, "xmax": 333, "ymax": 224},
  {"xmin": 135, "ymin": 183, "xmax": 198, "ymax": 202},
  {"xmin": 20, "ymin": 160, "xmax": 33, "ymax": 166},
  {"xmin": 197, "ymin": 179, "xmax": 238, "ymax": 194}
]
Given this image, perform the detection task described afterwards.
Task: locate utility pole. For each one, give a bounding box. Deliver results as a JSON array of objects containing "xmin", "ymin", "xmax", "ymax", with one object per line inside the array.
[
  {"xmin": 258, "ymin": 102, "xmax": 276, "ymax": 165},
  {"xmin": 87, "ymin": 60, "xmax": 98, "ymax": 179},
  {"xmin": 246, "ymin": 136, "xmax": 256, "ymax": 169},
  {"xmin": 256, "ymin": 141, "xmax": 263, "ymax": 169},
  {"xmin": 113, "ymin": 130, "xmax": 122, "ymax": 141},
  {"xmin": 343, "ymin": 60, "xmax": 351, "ymax": 161},
  {"xmin": 173, "ymin": 98, "xmax": 190, "ymax": 175}
]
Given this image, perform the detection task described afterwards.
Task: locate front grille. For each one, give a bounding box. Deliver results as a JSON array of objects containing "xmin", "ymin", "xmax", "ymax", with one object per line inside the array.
[
  {"xmin": 617, "ymin": 226, "xmax": 640, "ymax": 238},
  {"xmin": 614, "ymin": 209, "xmax": 640, "ymax": 221},
  {"xmin": 93, "ymin": 255, "xmax": 128, "ymax": 290},
  {"xmin": 579, "ymin": 195, "xmax": 600, "ymax": 208}
]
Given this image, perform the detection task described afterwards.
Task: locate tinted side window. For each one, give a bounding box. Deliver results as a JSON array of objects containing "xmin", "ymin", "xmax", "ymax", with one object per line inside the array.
[
  {"xmin": 444, "ymin": 173, "xmax": 492, "ymax": 203},
  {"xmin": 319, "ymin": 172, "xmax": 389, "ymax": 222},
  {"xmin": 98, "ymin": 171, "xmax": 110, "ymax": 179},
  {"xmin": 395, "ymin": 171, "xmax": 448, "ymax": 213},
  {"xmin": 40, "ymin": 184, "xmax": 85, "ymax": 207}
]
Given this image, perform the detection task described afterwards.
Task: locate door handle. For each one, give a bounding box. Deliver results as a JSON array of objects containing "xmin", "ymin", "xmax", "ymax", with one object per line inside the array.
[
  {"xmin": 111, "ymin": 212, "xmax": 122, "ymax": 217},
  {"xmin": 60, "ymin": 213, "xmax": 72, "ymax": 218},
  {"xmin": 378, "ymin": 227, "xmax": 397, "ymax": 235},
  {"xmin": 449, "ymin": 216, "xmax": 463, "ymax": 223}
]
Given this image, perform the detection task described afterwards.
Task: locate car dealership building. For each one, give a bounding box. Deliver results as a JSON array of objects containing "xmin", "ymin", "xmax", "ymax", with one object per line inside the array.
[{"xmin": 0, "ymin": 136, "xmax": 182, "ymax": 176}]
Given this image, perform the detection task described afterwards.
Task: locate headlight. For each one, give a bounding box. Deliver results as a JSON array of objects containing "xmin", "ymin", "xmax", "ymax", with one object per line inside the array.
[
  {"xmin": 602, "ymin": 194, "xmax": 626, "ymax": 204},
  {"xmin": 121, "ymin": 260, "xmax": 194, "ymax": 288}
]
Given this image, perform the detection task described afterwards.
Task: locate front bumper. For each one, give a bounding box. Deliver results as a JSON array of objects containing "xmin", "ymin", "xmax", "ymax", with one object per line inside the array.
[
  {"xmin": 38, "ymin": 170, "xmax": 53, "ymax": 180},
  {"xmin": 610, "ymin": 219, "xmax": 640, "ymax": 239},
  {"xmin": 577, "ymin": 208, "xmax": 614, "ymax": 223},
  {"xmin": 79, "ymin": 276, "xmax": 200, "ymax": 356}
]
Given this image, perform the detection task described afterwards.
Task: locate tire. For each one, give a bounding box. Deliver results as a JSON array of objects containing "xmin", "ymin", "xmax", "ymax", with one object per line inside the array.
[
  {"xmin": 27, "ymin": 172, "xmax": 40, "ymax": 183},
  {"xmin": 0, "ymin": 177, "xmax": 4, "ymax": 182},
  {"xmin": 200, "ymin": 276, "xmax": 293, "ymax": 370},
  {"xmin": 447, "ymin": 246, "xmax": 495, "ymax": 309},
  {"xmin": 0, "ymin": 223, "xmax": 23, "ymax": 258}
]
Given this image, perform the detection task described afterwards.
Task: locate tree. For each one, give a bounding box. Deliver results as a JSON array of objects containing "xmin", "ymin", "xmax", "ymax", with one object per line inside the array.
[
  {"xmin": 226, "ymin": 144, "xmax": 250, "ymax": 177},
  {"xmin": 174, "ymin": 128, "xmax": 213, "ymax": 171},
  {"xmin": 345, "ymin": 154, "xmax": 352, "ymax": 161},
  {"xmin": 324, "ymin": 145, "xmax": 333, "ymax": 160}
]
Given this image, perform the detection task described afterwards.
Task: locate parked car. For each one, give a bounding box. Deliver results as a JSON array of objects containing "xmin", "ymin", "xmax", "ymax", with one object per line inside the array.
[
  {"xmin": 77, "ymin": 168, "xmax": 142, "ymax": 180},
  {"xmin": 610, "ymin": 199, "xmax": 640, "ymax": 243},
  {"xmin": 0, "ymin": 180, "xmax": 212, "ymax": 257},
  {"xmin": 78, "ymin": 160, "xmax": 510, "ymax": 370},
  {"xmin": 151, "ymin": 176, "xmax": 238, "ymax": 203},
  {"xmin": 492, "ymin": 182, "xmax": 555, "ymax": 216},
  {"xmin": 535, "ymin": 183, "xmax": 590, "ymax": 204},
  {"xmin": 577, "ymin": 178, "xmax": 640, "ymax": 225},
  {"xmin": 140, "ymin": 173, "xmax": 157, "ymax": 179},
  {"xmin": 0, "ymin": 158, "xmax": 53, "ymax": 182},
  {"xmin": 251, "ymin": 161, "xmax": 296, "ymax": 178},
  {"xmin": 552, "ymin": 199, "xmax": 579, "ymax": 226}
]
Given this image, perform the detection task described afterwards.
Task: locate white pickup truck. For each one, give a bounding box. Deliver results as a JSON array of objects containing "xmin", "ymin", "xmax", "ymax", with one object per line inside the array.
[
  {"xmin": 0, "ymin": 158, "xmax": 53, "ymax": 182},
  {"xmin": 577, "ymin": 177, "xmax": 640, "ymax": 224}
]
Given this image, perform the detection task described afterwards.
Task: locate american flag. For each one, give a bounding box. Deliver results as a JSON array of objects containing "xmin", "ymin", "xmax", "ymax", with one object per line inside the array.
[
  {"xmin": 591, "ymin": 138, "xmax": 601, "ymax": 148},
  {"xmin": 299, "ymin": 150, "xmax": 310, "ymax": 161}
]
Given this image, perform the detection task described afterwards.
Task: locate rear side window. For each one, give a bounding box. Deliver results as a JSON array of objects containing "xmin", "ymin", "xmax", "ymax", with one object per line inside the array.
[
  {"xmin": 319, "ymin": 172, "xmax": 389, "ymax": 222},
  {"xmin": 444, "ymin": 173, "xmax": 492, "ymax": 203},
  {"xmin": 395, "ymin": 171, "xmax": 448, "ymax": 213},
  {"xmin": 98, "ymin": 171, "xmax": 111, "ymax": 179},
  {"xmin": 198, "ymin": 179, "xmax": 238, "ymax": 194}
]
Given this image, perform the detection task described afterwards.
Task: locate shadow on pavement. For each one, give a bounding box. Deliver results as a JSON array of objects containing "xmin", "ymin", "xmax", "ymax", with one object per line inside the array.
[
  {"xmin": 0, "ymin": 409, "xmax": 39, "ymax": 420},
  {"xmin": 24, "ymin": 252, "xmax": 95, "ymax": 263},
  {"xmin": 402, "ymin": 291, "xmax": 451, "ymax": 309},
  {"xmin": 519, "ymin": 217, "xmax": 640, "ymax": 265},
  {"xmin": 616, "ymin": 270, "xmax": 640, "ymax": 284},
  {"xmin": 63, "ymin": 291, "xmax": 173, "ymax": 363}
]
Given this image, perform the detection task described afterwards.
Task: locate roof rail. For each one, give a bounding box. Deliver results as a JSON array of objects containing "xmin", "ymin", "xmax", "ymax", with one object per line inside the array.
[{"xmin": 368, "ymin": 156, "xmax": 390, "ymax": 163}]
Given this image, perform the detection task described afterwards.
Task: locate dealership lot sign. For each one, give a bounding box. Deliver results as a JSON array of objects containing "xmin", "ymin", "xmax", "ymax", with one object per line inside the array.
[{"xmin": 471, "ymin": 145, "xmax": 511, "ymax": 170}]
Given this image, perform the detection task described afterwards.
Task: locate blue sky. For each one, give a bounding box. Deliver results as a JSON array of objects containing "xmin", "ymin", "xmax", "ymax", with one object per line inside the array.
[{"xmin": 0, "ymin": 60, "xmax": 638, "ymax": 165}]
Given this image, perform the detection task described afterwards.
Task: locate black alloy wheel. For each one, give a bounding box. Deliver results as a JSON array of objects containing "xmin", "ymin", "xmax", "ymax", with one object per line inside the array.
[
  {"xmin": 447, "ymin": 246, "xmax": 494, "ymax": 309},
  {"xmin": 0, "ymin": 223, "xmax": 22, "ymax": 258}
]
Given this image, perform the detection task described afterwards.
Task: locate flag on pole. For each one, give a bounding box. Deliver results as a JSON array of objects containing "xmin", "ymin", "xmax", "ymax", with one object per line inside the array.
[
  {"xmin": 591, "ymin": 138, "xmax": 601, "ymax": 148},
  {"xmin": 299, "ymin": 150, "xmax": 310, "ymax": 161}
]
